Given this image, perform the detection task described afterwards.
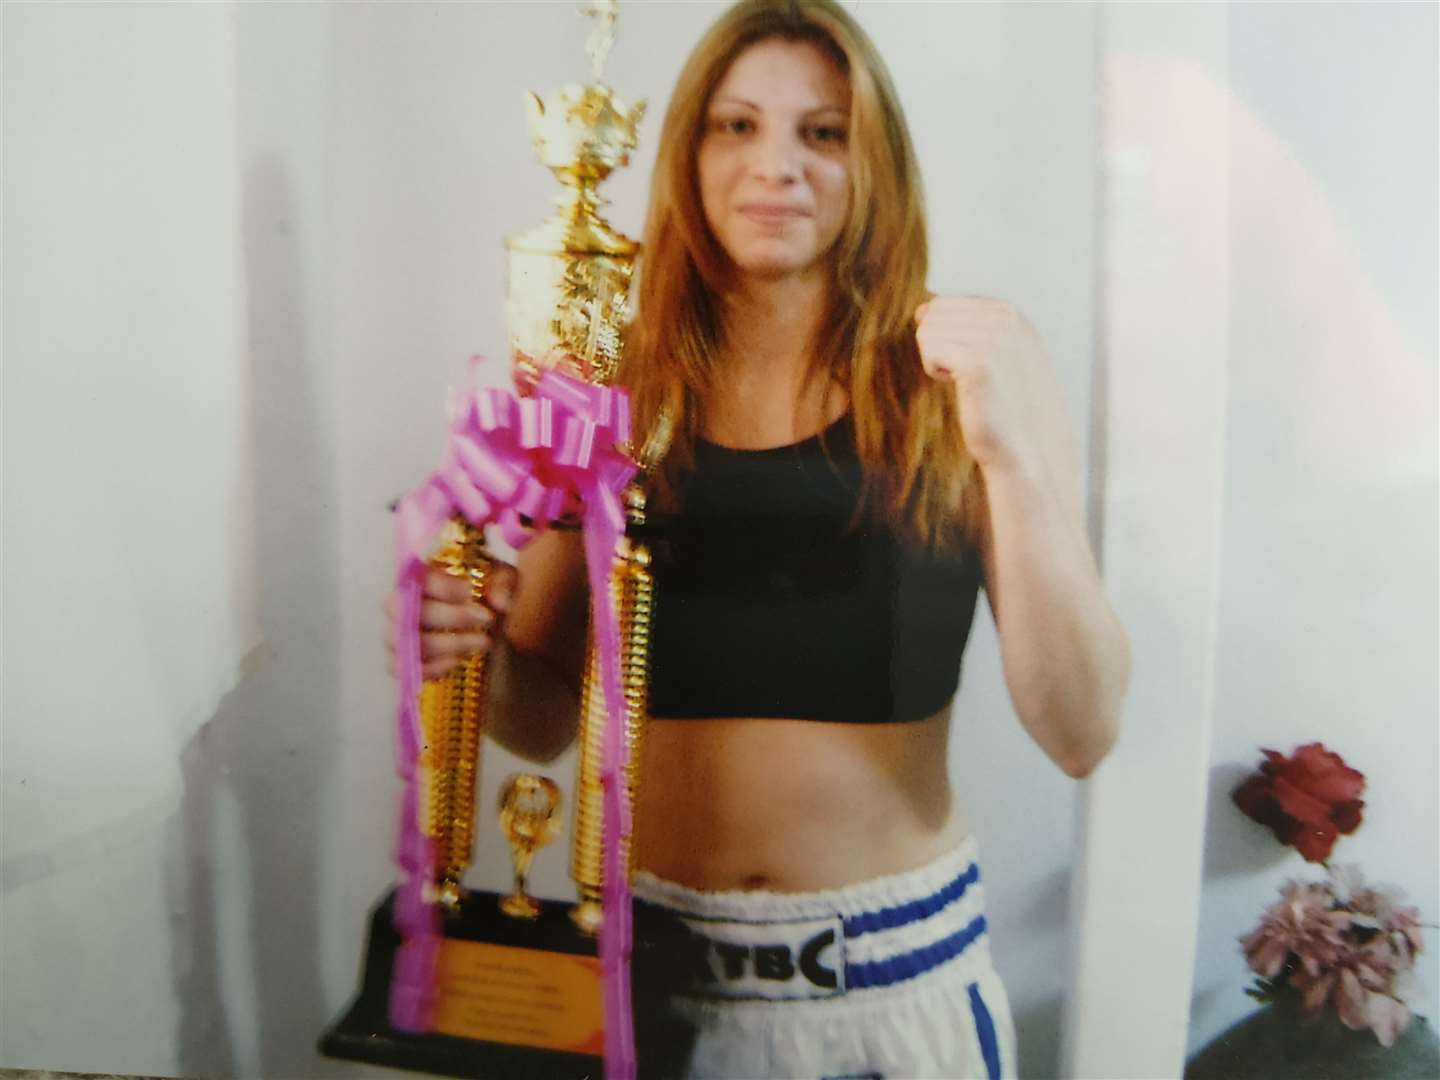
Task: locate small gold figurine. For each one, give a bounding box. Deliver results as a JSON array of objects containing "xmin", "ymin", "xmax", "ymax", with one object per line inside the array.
[{"xmin": 498, "ymin": 774, "xmax": 564, "ymax": 920}]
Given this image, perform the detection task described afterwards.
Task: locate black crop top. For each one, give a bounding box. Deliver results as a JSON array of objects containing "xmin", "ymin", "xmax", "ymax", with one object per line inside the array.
[{"xmin": 646, "ymin": 414, "xmax": 983, "ymax": 724}]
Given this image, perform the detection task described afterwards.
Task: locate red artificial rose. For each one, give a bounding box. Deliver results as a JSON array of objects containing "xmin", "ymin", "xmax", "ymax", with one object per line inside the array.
[{"xmin": 1232, "ymin": 742, "xmax": 1366, "ymax": 863}]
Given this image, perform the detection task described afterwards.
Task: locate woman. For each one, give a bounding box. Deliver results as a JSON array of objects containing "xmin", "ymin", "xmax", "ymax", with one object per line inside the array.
[{"xmin": 392, "ymin": 2, "xmax": 1130, "ymax": 1076}]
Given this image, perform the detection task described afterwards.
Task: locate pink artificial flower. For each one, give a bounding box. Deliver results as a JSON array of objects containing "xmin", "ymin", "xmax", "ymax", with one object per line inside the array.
[
  {"xmin": 1367, "ymin": 994, "xmax": 1412, "ymax": 1048},
  {"xmin": 1346, "ymin": 877, "xmax": 1425, "ymax": 960},
  {"xmin": 1333, "ymin": 966, "xmax": 1413, "ymax": 1047},
  {"xmin": 1241, "ymin": 865, "xmax": 1425, "ymax": 1046},
  {"xmin": 1241, "ymin": 880, "xmax": 1347, "ymax": 978}
]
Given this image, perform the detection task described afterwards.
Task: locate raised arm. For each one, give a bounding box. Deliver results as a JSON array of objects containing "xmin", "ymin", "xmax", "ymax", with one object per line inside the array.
[{"xmin": 916, "ymin": 296, "xmax": 1130, "ymax": 778}]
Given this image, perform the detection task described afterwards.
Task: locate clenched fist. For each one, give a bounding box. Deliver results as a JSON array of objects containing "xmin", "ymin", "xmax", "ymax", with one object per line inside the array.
[{"xmin": 914, "ymin": 296, "xmax": 1072, "ymax": 478}]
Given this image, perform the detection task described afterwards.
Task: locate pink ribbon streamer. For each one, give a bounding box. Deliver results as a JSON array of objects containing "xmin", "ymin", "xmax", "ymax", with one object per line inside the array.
[{"xmin": 388, "ymin": 358, "xmax": 638, "ymax": 1079}]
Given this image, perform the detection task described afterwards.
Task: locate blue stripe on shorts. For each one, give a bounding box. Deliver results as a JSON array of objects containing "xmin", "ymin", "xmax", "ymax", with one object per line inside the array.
[
  {"xmin": 845, "ymin": 913, "xmax": 988, "ymax": 990},
  {"xmin": 968, "ymin": 980, "xmax": 1003, "ymax": 1080},
  {"xmin": 838, "ymin": 857, "xmax": 987, "ymax": 991},
  {"xmin": 841, "ymin": 861, "xmax": 980, "ymax": 939}
]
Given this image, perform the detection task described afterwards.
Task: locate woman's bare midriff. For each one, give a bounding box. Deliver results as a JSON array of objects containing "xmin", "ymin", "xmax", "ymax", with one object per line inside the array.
[{"xmin": 632, "ymin": 704, "xmax": 969, "ymax": 892}]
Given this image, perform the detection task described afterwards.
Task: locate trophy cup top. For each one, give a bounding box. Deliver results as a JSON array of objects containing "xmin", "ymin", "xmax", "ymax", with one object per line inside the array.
[
  {"xmin": 504, "ymin": 0, "xmax": 645, "ymax": 385},
  {"xmin": 507, "ymin": 84, "xmax": 645, "ymax": 260},
  {"xmin": 506, "ymin": 0, "xmax": 644, "ymax": 259},
  {"xmin": 524, "ymin": 85, "xmax": 645, "ymax": 193}
]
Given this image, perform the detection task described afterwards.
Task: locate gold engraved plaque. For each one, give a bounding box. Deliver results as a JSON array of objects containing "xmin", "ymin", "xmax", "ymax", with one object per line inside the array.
[{"xmin": 430, "ymin": 940, "xmax": 604, "ymax": 1054}]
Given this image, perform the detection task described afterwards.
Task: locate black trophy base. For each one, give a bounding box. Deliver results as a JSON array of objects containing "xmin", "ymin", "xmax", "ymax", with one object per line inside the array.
[{"xmin": 319, "ymin": 889, "xmax": 603, "ymax": 1080}]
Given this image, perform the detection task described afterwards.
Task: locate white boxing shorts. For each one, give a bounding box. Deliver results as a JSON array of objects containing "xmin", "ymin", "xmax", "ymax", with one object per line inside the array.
[{"xmin": 630, "ymin": 836, "xmax": 1018, "ymax": 1080}]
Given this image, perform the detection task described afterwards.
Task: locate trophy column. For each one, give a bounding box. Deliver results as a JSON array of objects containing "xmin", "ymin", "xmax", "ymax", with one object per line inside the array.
[
  {"xmin": 421, "ymin": 519, "xmax": 493, "ymax": 912},
  {"xmin": 571, "ymin": 486, "xmax": 654, "ymax": 936}
]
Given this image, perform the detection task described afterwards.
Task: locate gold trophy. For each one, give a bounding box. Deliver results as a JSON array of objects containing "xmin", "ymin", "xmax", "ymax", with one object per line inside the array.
[{"xmin": 321, "ymin": 4, "xmax": 653, "ymax": 1077}]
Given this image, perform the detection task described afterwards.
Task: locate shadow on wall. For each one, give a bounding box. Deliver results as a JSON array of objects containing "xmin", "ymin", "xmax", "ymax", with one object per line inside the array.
[
  {"xmin": 1201, "ymin": 762, "xmax": 1290, "ymax": 881},
  {"xmin": 1016, "ymin": 996, "xmax": 1064, "ymax": 1080},
  {"xmin": 1003, "ymin": 864, "xmax": 1068, "ymax": 1079},
  {"xmin": 164, "ymin": 155, "xmax": 348, "ymax": 1078}
]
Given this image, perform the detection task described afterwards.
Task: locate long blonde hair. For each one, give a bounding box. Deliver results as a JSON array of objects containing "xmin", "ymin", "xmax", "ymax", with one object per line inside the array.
[{"xmin": 623, "ymin": 0, "xmax": 980, "ymax": 550}]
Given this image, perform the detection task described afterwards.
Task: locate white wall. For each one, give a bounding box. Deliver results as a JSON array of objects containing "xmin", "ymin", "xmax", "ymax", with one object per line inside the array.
[
  {"xmin": 2, "ymin": 0, "xmax": 358, "ymax": 1074},
  {"xmin": 1062, "ymin": 3, "xmax": 1438, "ymax": 1074},
  {"xmin": 2, "ymin": 4, "xmax": 258, "ymax": 1074},
  {"xmin": 1187, "ymin": 1, "xmax": 1439, "ymax": 1056}
]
